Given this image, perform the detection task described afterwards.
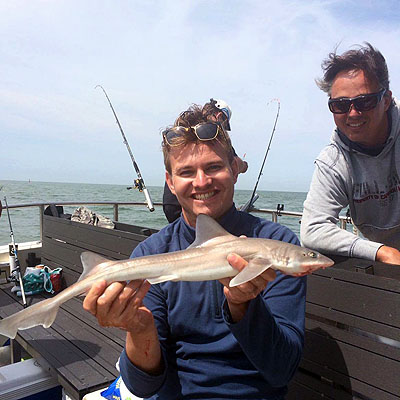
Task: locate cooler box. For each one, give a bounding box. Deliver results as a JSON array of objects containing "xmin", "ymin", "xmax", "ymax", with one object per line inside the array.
[{"xmin": 0, "ymin": 358, "xmax": 62, "ymax": 400}]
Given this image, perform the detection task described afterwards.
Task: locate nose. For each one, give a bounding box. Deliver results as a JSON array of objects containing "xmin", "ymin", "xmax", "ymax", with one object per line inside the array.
[
  {"xmin": 348, "ymin": 103, "xmax": 361, "ymax": 116},
  {"xmin": 193, "ymin": 169, "xmax": 211, "ymax": 188}
]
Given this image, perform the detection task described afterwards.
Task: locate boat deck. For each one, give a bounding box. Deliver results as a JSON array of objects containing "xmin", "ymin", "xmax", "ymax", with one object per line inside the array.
[{"xmin": 0, "ymin": 283, "xmax": 123, "ymax": 399}]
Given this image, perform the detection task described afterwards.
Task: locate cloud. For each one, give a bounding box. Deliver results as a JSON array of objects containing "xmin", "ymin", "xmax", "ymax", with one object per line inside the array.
[{"xmin": 1, "ymin": 0, "xmax": 399, "ymax": 190}]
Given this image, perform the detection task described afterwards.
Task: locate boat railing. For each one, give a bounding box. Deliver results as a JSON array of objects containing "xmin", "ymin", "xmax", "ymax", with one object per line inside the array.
[{"xmin": 4, "ymin": 201, "xmax": 359, "ymax": 241}]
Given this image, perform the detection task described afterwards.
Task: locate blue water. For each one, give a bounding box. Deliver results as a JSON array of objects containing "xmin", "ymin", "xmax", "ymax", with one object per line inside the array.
[{"xmin": 0, "ymin": 180, "xmax": 307, "ymax": 245}]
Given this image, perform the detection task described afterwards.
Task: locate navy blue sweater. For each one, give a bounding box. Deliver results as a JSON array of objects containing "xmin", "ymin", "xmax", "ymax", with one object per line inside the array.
[{"xmin": 120, "ymin": 206, "xmax": 306, "ymax": 399}]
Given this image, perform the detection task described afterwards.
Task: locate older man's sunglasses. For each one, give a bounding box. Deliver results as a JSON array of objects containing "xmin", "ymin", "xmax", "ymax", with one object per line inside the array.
[
  {"xmin": 328, "ymin": 88, "xmax": 386, "ymax": 114},
  {"xmin": 163, "ymin": 122, "xmax": 224, "ymax": 146}
]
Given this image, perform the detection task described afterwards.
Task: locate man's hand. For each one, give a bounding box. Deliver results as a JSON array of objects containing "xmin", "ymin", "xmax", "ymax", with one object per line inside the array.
[
  {"xmin": 83, "ymin": 279, "xmax": 162, "ymax": 374},
  {"xmin": 219, "ymin": 253, "xmax": 276, "ymax": 323},
  {"xmin": 83, "ymin": 279, "xmax": 153, "ymax": 333},
  {"xmin": 376, "ymin": 245, "xmax": 400, "ymax": 265}
]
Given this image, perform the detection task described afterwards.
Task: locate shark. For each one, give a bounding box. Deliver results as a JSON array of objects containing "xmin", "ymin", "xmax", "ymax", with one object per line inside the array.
[{"xmin": 0, "ymin": 214, "xmax": 333, "ymax": 338}]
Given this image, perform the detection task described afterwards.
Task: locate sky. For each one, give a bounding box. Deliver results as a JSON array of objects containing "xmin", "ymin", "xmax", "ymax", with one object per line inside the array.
[{"xmin": 1, "ymin": 0, "xmax": 400, "ymax": 192}]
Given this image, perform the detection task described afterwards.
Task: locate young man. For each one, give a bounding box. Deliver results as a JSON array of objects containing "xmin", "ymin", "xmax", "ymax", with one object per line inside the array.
[
  {"xmin": 301, "ymin": 42, "xmax": 400, "ymax": 264},
  {"xmin": 84, "ymin": 104, "xmax": 306, "ymax": 399},
  {"xmin": 162, "ymin": 98, "xmax": 247, "ymax": 223}
]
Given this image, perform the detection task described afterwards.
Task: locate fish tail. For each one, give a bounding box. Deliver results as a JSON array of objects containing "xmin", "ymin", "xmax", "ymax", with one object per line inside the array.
[{"xmin": 0, "ymin": 298, "xmax": 60, "ymax": 339}]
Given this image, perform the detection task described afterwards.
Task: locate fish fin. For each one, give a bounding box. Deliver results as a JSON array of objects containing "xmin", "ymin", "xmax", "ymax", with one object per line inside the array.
[
  {"xmin": 0, "ymin": 317, "xmax": 19, "ymax": 339},
  {"xmin": 147, "ymin": 274, "xmax": 179, "ymax": 284},
  {"xmin": 43, "ymin": 306, "xmax": 59, "ymax": 328},
  {"xmin": 79, "ymin": 251, "xmax": 114, "ymax": 282},
  {"xmin": 0, "ymin": 298, "xmax": 60, "ymax": 339},
  {"xmin": 188, "ymin": 214, "xmax": 236, "ymax": 248},
  {"xmin": 229, "ymin": 258, "xmax": 271, "ymax": 287}
]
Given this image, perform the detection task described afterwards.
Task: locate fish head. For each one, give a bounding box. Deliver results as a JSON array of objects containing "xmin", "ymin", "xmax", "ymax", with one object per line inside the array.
[
  {"xmin": 254, "ymin": 239, "xmax": 335, "ymax": 275},
  {"xmin": 284, "ymin": 247, "xmax": 334, "ymax": 275}
]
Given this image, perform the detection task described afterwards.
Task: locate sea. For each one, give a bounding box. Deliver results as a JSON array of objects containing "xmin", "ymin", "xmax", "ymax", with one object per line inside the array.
[{"xmin": 0, "ymin": 180, "xmax": 308, "ymax": 246}]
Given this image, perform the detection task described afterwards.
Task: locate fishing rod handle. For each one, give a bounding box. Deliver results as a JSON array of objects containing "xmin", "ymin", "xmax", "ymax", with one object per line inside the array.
[{"xmin": 143, "ymin": 188, "xmax": 155, "ymax": 212}]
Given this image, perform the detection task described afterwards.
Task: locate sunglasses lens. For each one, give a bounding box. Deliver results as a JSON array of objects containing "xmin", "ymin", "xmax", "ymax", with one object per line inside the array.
[
  {"xmin": 163, "ymin": 127, "xmax": 187, "ymax": 145},
  {"xmin": 194, "ymin": 123, "xmax": 219, "ymax": 140},
  {"xmin": 329, "ymin": 99, "xmax": 351, "ymax": 114},
  {"xmin": 353, "ymin": 96, "xmax": 379, "ymax": 112}
]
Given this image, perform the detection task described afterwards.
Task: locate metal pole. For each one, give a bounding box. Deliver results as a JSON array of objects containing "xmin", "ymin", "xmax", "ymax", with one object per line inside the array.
[{"xmin": 4, "ymin": 197, "xmax": 27, "ymax": 308}]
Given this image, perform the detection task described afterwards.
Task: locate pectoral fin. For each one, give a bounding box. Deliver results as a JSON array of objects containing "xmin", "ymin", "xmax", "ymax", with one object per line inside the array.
[
  {"xmin": 229, "ymin": 258, "xmax": 271, "ymax": 287},
  {"xmin": 147, "ymin": 274, "xmax": 179, "ymax": 284}
]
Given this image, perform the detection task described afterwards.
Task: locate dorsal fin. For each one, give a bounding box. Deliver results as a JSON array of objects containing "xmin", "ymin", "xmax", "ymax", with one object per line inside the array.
[
  {"xmin": 79, "ymin": 251, "xmax": 114, "ymax": 282},
  {"xmin": 188, "ymin": 214, "xmax": 235, "ymax": 248}
]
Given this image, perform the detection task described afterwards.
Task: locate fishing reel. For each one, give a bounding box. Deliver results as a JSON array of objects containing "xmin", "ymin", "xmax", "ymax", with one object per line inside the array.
[
  {"xmin": 127, "ymin": 179, "xmax": 144, "ymax": 192},
  {"xmin": 277, "ymin": 203, "xmax": 284, "ymax": 216},
  {"xmin": 7, "ymin": 270, "xmax": 20, "ymax": 284}
]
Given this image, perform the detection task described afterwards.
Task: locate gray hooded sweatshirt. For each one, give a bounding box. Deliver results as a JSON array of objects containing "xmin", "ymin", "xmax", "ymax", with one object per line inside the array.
[{"xmin": 301, "ymin": 98, "xmax": 400, "ymax": 260}]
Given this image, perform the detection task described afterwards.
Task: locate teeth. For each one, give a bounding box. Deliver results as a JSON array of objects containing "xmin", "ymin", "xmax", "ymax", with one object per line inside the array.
[
  {"xmin": 194, "ymin": 192, "xmax": 215, "ymax": 200},
  {"xmin": 348, "ymin": 122, "xmax": 364, "ymax": 127}
]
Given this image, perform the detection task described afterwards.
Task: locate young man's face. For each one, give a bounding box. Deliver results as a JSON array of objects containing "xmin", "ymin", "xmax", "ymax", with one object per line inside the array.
[
  {"xmin": 330, "ymin": 69, "xmax": 392, "ymax": 147},
  {"xmin": 166, "ymin": 142, "xmax": 238, "ymax": 227}
]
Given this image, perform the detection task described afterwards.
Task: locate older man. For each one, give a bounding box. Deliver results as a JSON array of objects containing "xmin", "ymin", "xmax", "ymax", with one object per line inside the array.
[
  {"xmin": 301, "ymin": 43, "xmax": 400, "ymax": 265},
  {"xmin": 84, "ymin": 104, "xmax": 306, "ymax": 399}
]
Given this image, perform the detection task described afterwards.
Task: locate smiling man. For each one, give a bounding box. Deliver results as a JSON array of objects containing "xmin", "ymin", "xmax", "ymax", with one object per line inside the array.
[
  {"xmin": 301, "ymin": 42, "xmax": 400, "ymax": 264},
  {"xmin": 162, "ymin": 98, "xmax": 248, "ymax": 223},
  {"xmin": 83, "ymin": 104, "xmax": 307, "ymax": 399}
]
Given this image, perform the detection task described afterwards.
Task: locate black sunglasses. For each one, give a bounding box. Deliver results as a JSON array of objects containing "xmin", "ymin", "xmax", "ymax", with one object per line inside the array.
[
  {"xmin": 328, "ymin": 88, "xmax": 386, "ymax": 114},
  {"xmin": 163, "ymin": 122, "xmax": 224, "ymax": 146}
]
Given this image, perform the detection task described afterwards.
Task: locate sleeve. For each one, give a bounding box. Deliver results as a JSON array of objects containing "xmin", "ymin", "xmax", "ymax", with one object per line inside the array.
[
  {"xmin": 223, "ymin": 273, "xmax": 306, "ymax": 387},
  {"xmin": 300, "ymin": 155, "xmax": 381, "ymax": 260},
  {"xmin": 222, "ymin": 221, "xmax": 306, "ymax": 388},
  {"xmin": 120, "ymin": 349, "xmax": 167, "ymax": 398}
]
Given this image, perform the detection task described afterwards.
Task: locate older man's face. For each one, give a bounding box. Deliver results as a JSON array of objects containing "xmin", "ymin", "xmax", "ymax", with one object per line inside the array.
[
  {"xmin": 166, "ymin": 142, "xmax": 238, "ymax": 227},
  {"xmin": 330, "ymin": 69, "xmax": 392, "ymax": 147}
]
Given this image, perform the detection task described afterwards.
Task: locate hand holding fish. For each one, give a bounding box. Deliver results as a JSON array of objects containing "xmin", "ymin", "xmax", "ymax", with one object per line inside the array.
[
  {"xmin": 83, "ymin": 279, "xmax": 163, "ymax": 374},
  {"xmin": 83, "ymin": 279, "xmax": 152, "ymax": 333},
  {"xmin": 219, "ymin": 253, "xmax": 277, "ymax": 322}
]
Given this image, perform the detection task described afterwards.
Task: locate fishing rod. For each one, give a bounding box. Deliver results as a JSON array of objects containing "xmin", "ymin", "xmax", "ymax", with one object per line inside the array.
[
  {"xmin": 4, "ymin": 197, "xmax": 27, "ymax": 308},
  {"xmin": 96, "ymin": 85, "xmax": 155, "ymax": 212},
  {"xmin": 241, "ymin": 98, "xmax": 281, "ymax": 213}
]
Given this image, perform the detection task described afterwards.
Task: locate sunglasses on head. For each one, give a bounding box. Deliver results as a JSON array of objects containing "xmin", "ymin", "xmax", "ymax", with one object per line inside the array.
[
  {"xmin": 163, "ymin": 122, "xmax": 224, "ymax": 146},
  {"xmin": 328, "ymin": 88, "xmax": 386, "ymax": 114}
]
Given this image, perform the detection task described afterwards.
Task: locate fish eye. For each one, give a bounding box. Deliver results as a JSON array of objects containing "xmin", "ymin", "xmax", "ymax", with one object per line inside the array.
[{"xmin": 307, "ymin": 251, "xmax": 317, "ymax": 258}]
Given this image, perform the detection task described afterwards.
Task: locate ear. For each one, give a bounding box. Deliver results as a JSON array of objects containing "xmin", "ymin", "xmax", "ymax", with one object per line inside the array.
[
  {"xmin": 384, "ymin": 90, "xmax": 393, "ymax": 112},
  {"xmin": 166, "ymin": 171, "xmax": 176, "ymax": 195},
  {"xmin": 232, "ymin": 157, "xmax": 239, "ymax": 184}
]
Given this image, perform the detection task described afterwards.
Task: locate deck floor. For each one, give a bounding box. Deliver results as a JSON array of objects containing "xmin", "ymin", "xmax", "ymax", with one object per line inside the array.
[{"xmin": 0, "ymin": 282, "xmax": 123, "ymax": 400}]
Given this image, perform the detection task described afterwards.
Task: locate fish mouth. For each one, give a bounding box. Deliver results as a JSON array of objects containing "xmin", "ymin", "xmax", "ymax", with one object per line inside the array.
[
  {"xmin": 291, "ymin": 256, "xmax": 334, "ymax": 277},
  {"xmin": 311, "ymin": 256, "xmax": 335, "ymax": 270},
  {"xmin": 192, "ymin": 191, "xmax": 217, "ymax": 200}
]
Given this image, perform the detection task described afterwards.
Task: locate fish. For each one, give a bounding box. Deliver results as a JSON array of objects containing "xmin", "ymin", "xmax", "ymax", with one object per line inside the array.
[{"xmin": 0, "ymin": 214, "xmax": 333, "ymax": 338}]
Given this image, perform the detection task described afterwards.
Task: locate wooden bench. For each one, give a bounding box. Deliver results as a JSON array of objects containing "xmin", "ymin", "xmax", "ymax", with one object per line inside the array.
[
  {"xmin": 0, "ymin": 214, "xmax": 157, "ymax": 400},
  {"xmin": 287, "ymin": 255, "xmax": 400, "ymax": 400}
]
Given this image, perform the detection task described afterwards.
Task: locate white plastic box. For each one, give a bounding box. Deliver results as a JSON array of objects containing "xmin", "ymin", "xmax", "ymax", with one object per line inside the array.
[{"xmin": 0, "ymin": 358, "xmax": 61, "ymax": 400}]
